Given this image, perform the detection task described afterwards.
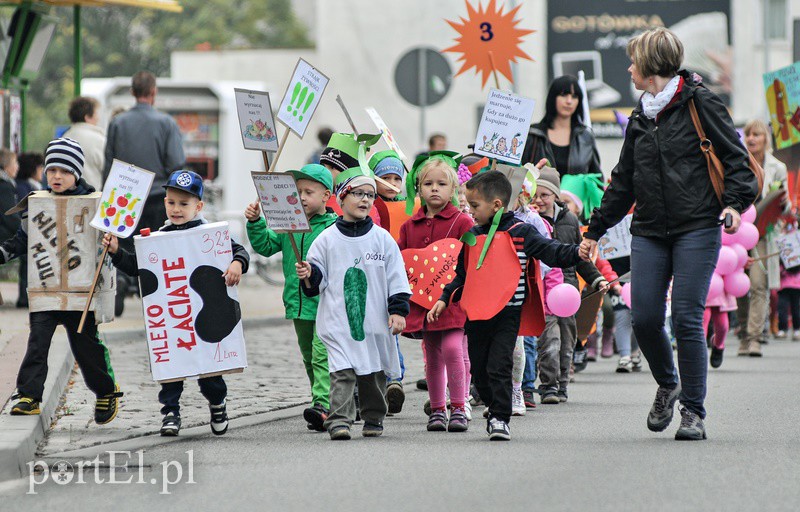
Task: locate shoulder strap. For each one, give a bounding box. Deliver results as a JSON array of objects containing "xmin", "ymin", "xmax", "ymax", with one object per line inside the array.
[{"xmin": 688, "ymin": 97, "xmax": 725, "ymax": 204}]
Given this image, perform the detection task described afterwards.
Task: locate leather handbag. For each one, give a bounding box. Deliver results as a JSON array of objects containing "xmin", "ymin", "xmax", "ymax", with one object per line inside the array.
[{"xmin": 688, "ymin": 98, "xmax": 764, "ymax": 206}]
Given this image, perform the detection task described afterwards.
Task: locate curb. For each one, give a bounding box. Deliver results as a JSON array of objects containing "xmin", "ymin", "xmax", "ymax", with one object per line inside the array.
[{"xmin": 99, "ymin": 316, "xmax": 291, "ymax": 344}]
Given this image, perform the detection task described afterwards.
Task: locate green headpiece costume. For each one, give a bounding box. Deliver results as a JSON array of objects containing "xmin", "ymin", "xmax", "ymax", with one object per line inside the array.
[
  {"xmin": 560, "ymin": 173, "xmax": 605, "ymax": 220},
  {"xmin": 405, "ymin": 150, "xmax": 463, "ymax": 215}
]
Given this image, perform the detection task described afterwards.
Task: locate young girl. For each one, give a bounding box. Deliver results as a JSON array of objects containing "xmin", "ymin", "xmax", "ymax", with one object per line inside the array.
[
  {"xmin": 704, "ymin": 284, "xmax": 736, "ymax": 369},
  {"xmin": 777, "ymin": 262, "xmax": 800, "ymax": 341},
  {"xmin": 399, "ymin": 152, "xmax": 474, "ymax": 432}
]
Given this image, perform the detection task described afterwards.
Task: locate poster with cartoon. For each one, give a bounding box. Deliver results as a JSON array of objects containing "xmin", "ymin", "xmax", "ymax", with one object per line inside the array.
[
  {"xmin": 473, "ymin": 89, "xmax": 535, "ymax": 165},
  {"xmin": 90, "ymin": 160, "xmax": 154, "ymax": 238},
  {"xmin": 234, "ymin": 88, "xmax": 279, "ymax": 152},
  {"xmin": 597, "ymin": 215, "xmax": 632, "ymax": 260},
  {"xmin": 763, "ymin": 62, "xmax": 800, "ymax": 150},
  {"xmin": 775, "ymin": 230, "xmax": 800, "ymax": 269},
  {"xmin": 276, "ymin": 58, "xmax": 330, "ymax": 138},
  {"xmin": 134, "ymin": 222, "xmax": 247, "ymax": 382},
  {"xmin": 365, "ymin": 107, "xmax": 407, "ymax": 161},
  {"xmin": 251, "ymin": 171, "xmax": 311, "ymax": 233}
]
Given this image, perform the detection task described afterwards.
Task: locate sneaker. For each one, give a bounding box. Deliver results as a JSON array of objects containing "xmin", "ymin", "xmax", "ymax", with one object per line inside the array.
[
  {"xmin": 427, "ymin": 409, "xmax": 447, "ymax": 431},
  {"xmin": 95, "ymin": 384, "xmax": 123, "ymax": 425},
  {"xmin": 793, "ymin": 330, "xmax": 800, "ymax": 341},
  {"xmin": 557, "ymin": 388, "xmax": 568, "ymax": 403},
  {"xmin": 362, "ymin": 422, "xmax": 384, "ymax": 437},
  {"xmin": 464, "ymin": 401, "xmax": 473, "ymax": 421},
  {"xmin": 10, "ymin": 397, "xmax": 40, "ymax": 415},
  {"xmin": 616, "ymin": 355, "xmax": 633, "ymax": 373},
  {"xmin": 329, "ymin": 425, "xmax": 351, "ymax": 440},
  {"xmin": 487, "ymin": 417, "xmax": 511, "ymax": 441},
  {"xmin": 416, "ymin": 378, "xmax": 428, "ymax": 391},
  {"xmin": 541, "ymin": 389, "xmax": 560, "ymax": 405},
  {"xmin": 523, "ymin": 390, "xmax": 537, "ymax": 409},
  {"xmin": 674, "ymin": 407, "xmax": 707, "ymax": 441},
  {"xmin": 709, "ymin": 347, "xmax": 724, "ymax": 369},
  {"xmin": 573, "ymin": 348, "xmax": 588, "ymax": 373},
  {"xmin": 647, "ymin": 385, "xmax": 681, "ymax": 432},
  {"xmin": 160, "ymin": 413, "xmax": 181, "ymax": 436},
  {"xmin": 512, "ymin": 388, "xmax": 526, "ymax": 416},
  {"xmin": 631, "ymin": 354, "xmax": 643, "ymax": 372},
  {"xmin": 386, "ymin": 382, "xmax": 405, "ymax": 414},
  {"xmin": 303, "ymin": 403, "xmax": 329, "ymax": 432},
  {"xmin": 775, "ymin": 330, "xmax": 787, "ymax": 339},
  {"xmin": 448, "ymin": 407, "xmax": 469, "ymax": 432},
  {"xmin": 470, "ymin": 384, "xmax": 483, "ymax": 406},
  {"xmin": 209, "ymin": 400, "xmax": 229, "ymax": 435}
]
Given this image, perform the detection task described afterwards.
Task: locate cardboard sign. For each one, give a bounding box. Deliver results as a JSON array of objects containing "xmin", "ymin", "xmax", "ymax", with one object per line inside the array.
[
  {"xmin": 495, "ymin": 163, "xmax": 528, "ymax": 209},
  {"xmin": 251, "ymin": 171, "xmax": 311, "ymax": 233},
  {"xmin": 473, "ymin": 89, "xmax": 535, "ymax": 165},
  {"xmin": 763, "ymin": 62, "xmax": 800, "ymax": 150},
  {"xmin": 90, "ymin": 160, "xmax": 154, "ymax": 238},
  {"xmin": 134, "ymin": 222, "xmax": 247, "ymax": 382},
  {"xmin": 276, "ymin": 59, "xmax": 329, "ymax": 138},
  {"xmin": 365, "ymin": 107, "xmax": 407, "ymax": 160},
  {"xmin": 598, "ymin": 215, "xmax": 632, "ymax": 260},
  {"xmin": 234, "ymin": 88, "xmax": 279, "ymax": 152},
  {"xmin": 26, "ymin": 192, "xmax": 115, "ymax": 321},
  {"xmin": 775, "ymin": 230, "xmax": 800, "ymax": 269},
  {"xmin": 402, "ymin": 238, "xmax": 463, "ymax": 309}
]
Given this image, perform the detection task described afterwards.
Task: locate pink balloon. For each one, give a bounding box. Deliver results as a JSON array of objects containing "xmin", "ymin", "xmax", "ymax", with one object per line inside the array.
[
  {"xmin": 723, "ymin": 271, "xmax": 751, "ymax": 298},
  {"xmin": 715, "ymin": 246, "xmax": 738, "ymax": 276},
  {"xmin": 731, "ymin": 243, "xmax": 749, "ymax": 269},
  {"xmin": 741, "ymin": 205, "xmax": 757, "ymax": 224},
  {"xmin": 546, "ymin": 283, "xmax": 581, "ymax": 317},
  {"xmin": 707, "ymin": 273, "xmax": 724, "ymax": 302},
  {"xmin": 721, "ymin": 227, "xmax": 738, "ymax": 247},
  {"xmin": 737, "ymin": 222, "xmax": 759, "ymax": 251},
  {"xmin": 621, "ymin": 282, "xmax": 632, "ymax": 308}
]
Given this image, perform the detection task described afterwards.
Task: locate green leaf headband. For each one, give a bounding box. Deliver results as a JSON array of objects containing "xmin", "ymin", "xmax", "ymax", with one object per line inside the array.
[
  {"xmin": 405, "ymin": 151, "xmax": 463, "ymax": 215},
  {"xmin": 559, "ymin": 173, "xmax": 605, "ymax": 220},
  {"xmin": 334, "ymin": 133, "xmax": 383, "ymax": 188}
]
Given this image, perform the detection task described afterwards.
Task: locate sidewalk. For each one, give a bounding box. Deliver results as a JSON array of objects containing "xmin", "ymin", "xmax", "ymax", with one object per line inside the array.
[{"xmin": 0, "ymin": 274, "xmax": 290, "ymax": 481}]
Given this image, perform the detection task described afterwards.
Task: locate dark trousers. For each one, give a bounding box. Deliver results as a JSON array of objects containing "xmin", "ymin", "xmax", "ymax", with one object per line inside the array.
[
  {"xmin": 778, "ymin": 288, "xmax": 800, "ymax": 331},
  {"xmin": 465, "ymin": 306, "xmax": 521, "ymax": 423},
  {"xmin": 17, "ymin": 311, "xmax": 116, "ymax": 401},
  {"xmin": 159, "ymin": 376, "xmax": 227, "ymax": 416},
  {"xmin": 630, "ymin": 227, "xmax": 720, "ymax": 419}
]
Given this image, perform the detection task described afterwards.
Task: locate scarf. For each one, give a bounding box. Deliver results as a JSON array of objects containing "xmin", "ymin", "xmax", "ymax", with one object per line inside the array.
[{"xmin": 641, "ymin": 75, "xmax": 681, "ymax": 119}]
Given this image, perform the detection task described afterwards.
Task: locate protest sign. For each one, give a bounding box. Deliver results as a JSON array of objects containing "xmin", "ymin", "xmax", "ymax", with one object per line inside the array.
[
  {"xmin": 251, "ymin": 171, "xmax": 311, "ymax": 233},
  {"xmin": 597, "ymin": 215, "xmax": 632, "ymax": 260},
  {"xmin": 365, "ymin": 107, "xmax": 407, "ymax": 161},
  {"xmin": 134, "ymin": 222, "xmax": 247, "ymax": 382},
  {"xmin": 763, "ymin": 62, "xmax": 800, "ymax": 150},
  {"xmin": 277, "ymin": 59, "xmax": 329, "ymax": 138},
  {"xmin": 473, "ymin": 89, "xmax": 535, "ymax": 165},
  {"xmin": 90, "ymin": 160, "xmax": 154, "ymax": 238},
  {"xmin": 234, "ymin": 88, "xmax": 279, "ymax": 152},
  {"xmin": 775, "ymin": 230, "xmax": 800, "ymax": 270}
]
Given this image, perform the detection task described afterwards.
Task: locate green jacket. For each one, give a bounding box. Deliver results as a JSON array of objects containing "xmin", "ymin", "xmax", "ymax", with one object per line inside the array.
[{"xmin": 246, "ymin": 209, "xmax": 338, "ymax": 320}]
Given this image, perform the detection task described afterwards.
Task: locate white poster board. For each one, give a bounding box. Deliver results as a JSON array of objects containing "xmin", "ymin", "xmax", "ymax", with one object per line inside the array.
[
  {"xmin": 598, "ymin": 215, "xmax": 633, "ymax": 260},
  {"xmin": 251, "ymin": 171, "xmax": 311, "ymax": 233},
  {"xmin": 90, "ymin": 160, "xmax": 154, "ymax": 237},
  {"xmin": 365, "ymin": 107, "xmax": 407, "ymax": 161},
  {"xmin": 276, "ymin": 59, "xmax": 329, "ymax": 138},
  {"xmin": 775, "ymin": 230, "xmax": 800, "ymax": 269},
  {"xmin": 134, "ymin": 222, "xmax": 247, "ymax": 382},
  {"xmin": 234, "ymin": 88, "xmax": 279, "ymax": 152},
  {"xmin": 473, "ymin": 89, "xmax": 535, "ymax": 165}
]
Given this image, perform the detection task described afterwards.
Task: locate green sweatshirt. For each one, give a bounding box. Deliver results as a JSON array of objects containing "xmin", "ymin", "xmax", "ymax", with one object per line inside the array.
[{"xmin": 246, "ymin": 209, "xmax": 338, "ymax": 320}]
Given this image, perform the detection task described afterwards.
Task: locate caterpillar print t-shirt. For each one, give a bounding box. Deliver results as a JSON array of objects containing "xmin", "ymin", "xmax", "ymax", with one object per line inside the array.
[{"xmin": 306, "ymin": 224, "xmax": 410, "ymax": 378}]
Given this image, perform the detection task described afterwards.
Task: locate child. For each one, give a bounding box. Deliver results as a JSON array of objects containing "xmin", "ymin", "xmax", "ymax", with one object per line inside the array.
[
  {"xmin": 297, "ymin": 165, "xmax": 411, "ymax": 440},
  {"xmin": 704, "ymin": 283, "xmax": 736, "ymax": 369},
  {"xmin": 104, "ymin": 170, "xmax": 249, "ymax": 436},
  {"xmin": 399, "ymin": 152, "xmax": 473, "ymax": 432},
  {"xmin": 320, "ymin": 132, "xmax": 382, "ymax": 226},
  {"xmin": 429, "ymin": 171, "xmax": 585, "ymax": 440},
  {"xmin": 371, "ymin": 150, "xmax": 405, "ymax": 202},
  {"xmin": 6, "ymin": 138, "xmax": 122, "ymax": 423},
  {"xmin": 245, "ymin": 164, "xmax": 337, "ymax": 431}
]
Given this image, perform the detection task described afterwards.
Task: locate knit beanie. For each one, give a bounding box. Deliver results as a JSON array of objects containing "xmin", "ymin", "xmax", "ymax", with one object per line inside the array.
[
  {"xmin": 536, "ymin": 166, "xmax": 560, "ymax": 196},
  {"xmin": 335, "ymin": 171, "xmax": 376, "ymax": 205},
  {"xmin": 319, "ymin": 132, "xmax": 360, "ymax": 172},
  {"xmin": 369, "ymin": 150, "xmax": 405, "ymax": 178},
  {"xmin": 45, "ymin": 137, "xmax": 84, "ymax": 181}
]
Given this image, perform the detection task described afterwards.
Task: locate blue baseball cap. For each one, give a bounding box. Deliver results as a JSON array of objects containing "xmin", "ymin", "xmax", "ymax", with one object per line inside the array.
[{"xmin": 163, "ymin": 170, "xmax": 204, "ymax": 199}]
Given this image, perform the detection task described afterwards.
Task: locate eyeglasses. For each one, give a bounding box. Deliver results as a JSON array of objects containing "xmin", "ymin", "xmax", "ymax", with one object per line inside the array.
[
  {"xmin": 535, "ymin": 192, "xmax": 555, "ymax": 200},
  {"xmin": 349, "ymin": 190, "xmax": 376, "ymax": 200}
]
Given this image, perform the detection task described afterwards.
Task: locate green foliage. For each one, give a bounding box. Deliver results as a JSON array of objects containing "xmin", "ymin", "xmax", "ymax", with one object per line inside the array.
[{"xmin": 12, "ymin": 0, "xmax": 311, "ymax": 153}]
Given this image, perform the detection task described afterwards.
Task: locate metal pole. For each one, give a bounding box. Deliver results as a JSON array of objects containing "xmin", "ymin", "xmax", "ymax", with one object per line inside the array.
[
  {"xmin": 74, "ymin": 5, "xmax": 81, "ymax": 96},
  {"xmin": 418, "ymin": 48, "xmax": 427, "ymax": 147}
]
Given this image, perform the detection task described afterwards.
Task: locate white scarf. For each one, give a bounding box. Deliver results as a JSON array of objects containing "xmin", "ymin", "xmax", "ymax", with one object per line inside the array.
[{"xmin": 641, "ymin": 75, "xmax": 681, "ymax": 119}]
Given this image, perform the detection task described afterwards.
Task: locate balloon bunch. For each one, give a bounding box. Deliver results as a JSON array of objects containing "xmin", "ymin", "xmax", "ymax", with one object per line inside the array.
[{"xmin": 709, "ymin": 205, "xmax": 759, "ymax": 300}]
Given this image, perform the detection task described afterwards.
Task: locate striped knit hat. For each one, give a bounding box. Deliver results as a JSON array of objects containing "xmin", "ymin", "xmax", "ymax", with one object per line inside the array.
[{"xmin": 45, "ymin": 137, "xmax": 84, "ymax": 181}]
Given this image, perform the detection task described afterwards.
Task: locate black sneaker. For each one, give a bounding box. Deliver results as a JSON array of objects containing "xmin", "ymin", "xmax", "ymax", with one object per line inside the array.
[
  {"xmin": 522, "ymin": 390, "xmax": 537, "ymax": 409},
  {"xmin": 329, "ymin": 425, "xmax": 351, "ymax": 440},
  {"xmin": 386, "ymin": 382, "xmax": 405, "ymax": 414},
  {"xmin": 209, "ymin": 400, "xmax": 229, "ymax": 435},
  {"xmin": 362, "ymin": 422, "xmax": 384, "ymax": 437},
  {"xmin": 710, "ymin": 347, "xmax": 724, "ymax": 369},
  {"xmin": 10, "ymin": 397, "xmax": 40, "ymax": 415},
  {"xmin": 557, "ymin": 388, "xmax": 568, "ymax": 403},
  {"xmin": 416, "ymin": 378, "xmax": 428, "ymax": 391},
  {"xmin": 541, "ymin": 388, "xmax": 560, "ymax": 404},
  {"xmin": 487, "ymin": 417, "xmax": 511, "ymax": 441},
  {"xmin": 95, "ymin": 385, "xmax": 124, "ymax": 425},
  {"xmin": 160, "ymin": 413, "xmax": 181, "ymax": 436},
  {"xmin": 647, "ymin": 385, "xmax": 681, "ymax": 432},
  {"xmin": 303, "ymin": 403, "xmax": 329, "ymax": 432},
  {"xmin": 675, "ymin": 407, "xmax": 707, "ymax": 441},
  {"xmin": 573, "ymin": 348, "xmax": 588, "ymax": 373}
]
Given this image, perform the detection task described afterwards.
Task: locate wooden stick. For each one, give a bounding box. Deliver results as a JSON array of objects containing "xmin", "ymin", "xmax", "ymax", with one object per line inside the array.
[
  {"xmin": 752, "ymin": 251, "xmax": 781, "ymax": 263},
  {"xmin": 581, "ymin": 272, "xmax": 631, "ymax": 302},
  {"xmin": 78, "ymin": 244, "xmax": 110, "ymax": 333},
  {"xmin": 261, "ymin": 151, "xmax": 270, "ymax": 171},
  {"xmin": 267, "ymin": 130, "xmax": 291, "ymax": 173},
  {"xmin": 336, "ymin": 95, "xmax": 359, "ymax": 136},
  {"xmin": 288, "ymin": 235, "xmax": 311, "ymax": 288},
  {"xmin": 488, "ymin": 52, "xmax": 501, "ymax": 89}
]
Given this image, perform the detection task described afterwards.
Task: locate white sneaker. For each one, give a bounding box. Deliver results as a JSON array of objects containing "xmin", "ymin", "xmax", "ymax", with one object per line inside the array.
[
  {"xmin": 464, "ymin": 401, "xmax": 473, "ymax": 421},
  {"xmin": 793, "ymin": 330, "xmax": 800, "ymax": 340},
  {"xmin": 616, "ymin": 356, "xmax": 633, "ymax": 373},
  {"xmin": 512, "ymin": 387, "xmax": 526, "ymax": 416}
]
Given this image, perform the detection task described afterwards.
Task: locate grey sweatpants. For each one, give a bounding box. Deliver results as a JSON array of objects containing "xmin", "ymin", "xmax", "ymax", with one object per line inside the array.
[
  {"xmin": 324, "ymin": 369, "xmax": 387, "ymax": 430},
  {"xmin": 537, "ymin": 314, "xmax": 577, "ymax": 391}
]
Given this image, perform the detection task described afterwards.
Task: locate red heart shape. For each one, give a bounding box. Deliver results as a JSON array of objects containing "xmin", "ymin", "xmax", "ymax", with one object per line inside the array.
[{"xmin": 402, "ymin": 238, "xmax": 463, "ymax": 309}]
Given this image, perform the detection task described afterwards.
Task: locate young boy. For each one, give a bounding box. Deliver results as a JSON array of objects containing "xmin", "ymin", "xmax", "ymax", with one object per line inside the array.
[
  {"xmin": 245, "ymin": 164, "xmax": 338, "ymax": 431},
  {"xmin": 6, "ymin": 138, "xmax": 122, "ymax": 424},
  {"xmin": 104, "ymin": 170, "xmax": 250, "ymax": 436},
  {"xmin": 320, "ymin": 132, "xmax": 382, "ymax": 226},
  {"xmin": 370, "ymin": 150, "xmax": 405, "ymax": 202},
  {"xmin": 296, "ymin": 166, "xmax": 411, "ymax": 440},
  {"xmin": 429, "ymin": 171, "xmax": 586, "ymax": 440}
]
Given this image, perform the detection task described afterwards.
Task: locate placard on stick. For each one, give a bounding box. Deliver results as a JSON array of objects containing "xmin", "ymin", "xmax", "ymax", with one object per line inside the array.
[
  {"xmin": 474, "ymin": 89, "xmax": 535, "ymax": 165},
  {"xmin": 597, "ymin": 215, "xmax": 632, "ymax": 260},
  {"xmin": 251, "ymin": 171, "xmax": 311, "ymax": 233},
  {"xmin": 234, "ymin": 88, "xmax": 279, "ymax": 152},
  {"xmin": 277, "ymin": 59, "xmax": 330, "ymax": 139},
  {"xmin": 365, "ymin": 107, "xmax": 407, "ymax": 161},
  {"xmin": 90, "ymin": 160, "xmax": 154, "ymax": 238}
]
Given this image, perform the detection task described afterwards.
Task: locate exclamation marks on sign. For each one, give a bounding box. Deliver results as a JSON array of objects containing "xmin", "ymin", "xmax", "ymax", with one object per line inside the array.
[{"xmin": 287, "ymin": 82, "xmax": 315, "ymax": 122}]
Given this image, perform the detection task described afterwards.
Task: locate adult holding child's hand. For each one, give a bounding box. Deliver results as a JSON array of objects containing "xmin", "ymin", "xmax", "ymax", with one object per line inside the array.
[{"xmin": 583, "ymin": 28, "xmax": 758, "ymax": 441}]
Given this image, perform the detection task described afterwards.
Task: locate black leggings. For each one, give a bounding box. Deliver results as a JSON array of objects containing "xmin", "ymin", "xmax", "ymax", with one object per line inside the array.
[{"xmin": 778, "ymin": 288, "xmax": 800, "ymax": 331}]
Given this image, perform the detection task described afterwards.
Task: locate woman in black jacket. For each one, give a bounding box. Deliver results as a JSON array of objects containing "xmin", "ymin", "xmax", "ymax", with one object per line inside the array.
[{"xmin": 580, "ymin": 28, "xmax": 758, "ymax": 441}]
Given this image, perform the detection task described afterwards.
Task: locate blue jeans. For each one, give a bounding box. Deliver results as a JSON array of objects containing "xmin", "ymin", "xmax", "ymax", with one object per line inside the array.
[
  {"xmin": 387, "ymin": 335, "xmax": 405, "ymax": 383},
  {"xmin": 521, "ymin": 336, "xmax": 538, "ymax": 391},
  {"xmin": 630, "ymin": 227, "xmax": 720, "ymax": 419}
]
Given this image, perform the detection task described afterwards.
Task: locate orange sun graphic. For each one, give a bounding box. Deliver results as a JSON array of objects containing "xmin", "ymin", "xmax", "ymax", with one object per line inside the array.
[{"xmin": 443, "ymin": 0, "xmax": 534, "ymax": 88}]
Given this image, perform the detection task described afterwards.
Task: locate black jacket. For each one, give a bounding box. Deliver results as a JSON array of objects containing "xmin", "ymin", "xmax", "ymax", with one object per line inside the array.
[
  {"xmin": 0, "ymin": 174, "xmax": 20, "ymax": 242},
  {"xmin": 586, "ymin": 71, "xmax": 759, "ymax": 241},
  {"xmin": 542, "ymin": 203, "xmax": 604, "ymax": 289},
  {"xmin": 522, "ymin": 122, "xmax": 601, "ymax": 176}
]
